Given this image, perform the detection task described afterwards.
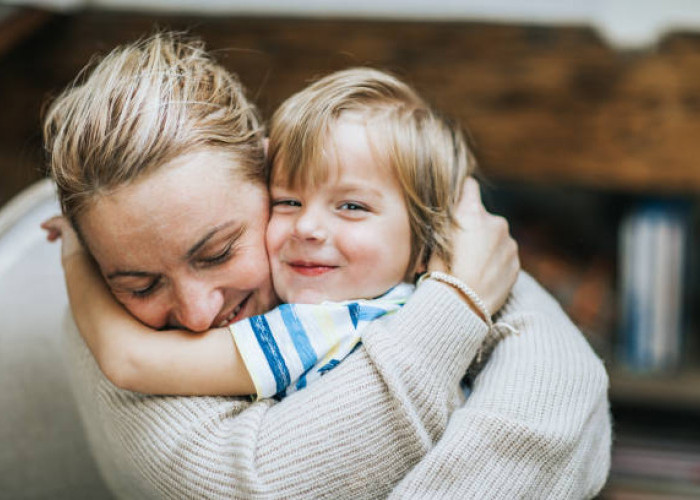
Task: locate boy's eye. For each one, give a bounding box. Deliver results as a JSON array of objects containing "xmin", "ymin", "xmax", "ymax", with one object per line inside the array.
[
  {"xmin": 272, "ymin": 199, "xmax": 302, "ymax": 210},
  {"xmin": 339, "ymin": 202, "xmax": 368, "ymax": 212}
]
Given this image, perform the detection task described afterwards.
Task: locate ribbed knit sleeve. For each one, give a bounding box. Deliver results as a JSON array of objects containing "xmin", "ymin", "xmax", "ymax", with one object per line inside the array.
[
  {"xmin": 389, "ymin": 272, "xmax": 612, "ymax": 499},
  {"xmin": 62, "ymin": 279, "xmax": 488, "ymax": 499}
]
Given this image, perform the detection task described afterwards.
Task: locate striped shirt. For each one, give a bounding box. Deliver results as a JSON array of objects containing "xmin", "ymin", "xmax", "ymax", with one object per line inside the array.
[{"xmin": 229, "ymin": 283, "xmax": 414, "ymax": 399}]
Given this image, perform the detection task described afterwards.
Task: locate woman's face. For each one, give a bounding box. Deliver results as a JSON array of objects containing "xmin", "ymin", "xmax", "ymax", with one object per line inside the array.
[{"xmin": 78, "ymin": 149, "xmax": 277, "ymax": 332}]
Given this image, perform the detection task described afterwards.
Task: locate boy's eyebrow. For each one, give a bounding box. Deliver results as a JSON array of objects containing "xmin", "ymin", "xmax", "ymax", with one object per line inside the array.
[
  {"xmin": 184, "ymin": 221, "xmax": 242, "ymax": 259},
  {"xmin": 336, "ymin": 184, "xmax": 384, "ymax": 198}
]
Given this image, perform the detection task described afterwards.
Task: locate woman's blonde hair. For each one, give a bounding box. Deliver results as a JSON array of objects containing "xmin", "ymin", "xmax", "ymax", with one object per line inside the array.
[
  {"xmin": 43, "ymin": 32, "xmax": 265, "ymax": 229},
  {"xmin": 268, "ymin": 67, "xmax": 476, "ymax": 275}
]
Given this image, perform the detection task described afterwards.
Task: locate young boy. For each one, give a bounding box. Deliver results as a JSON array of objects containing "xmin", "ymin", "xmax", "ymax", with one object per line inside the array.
[{"xmin": 45, "ymin": 67, "xmax": 478, "ymax": 399}]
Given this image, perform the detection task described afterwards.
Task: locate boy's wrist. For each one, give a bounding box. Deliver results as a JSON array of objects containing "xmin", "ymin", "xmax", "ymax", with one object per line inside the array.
[{"xmin": 61, "ymin": 247, "xmax": 90, "ymax": 268}]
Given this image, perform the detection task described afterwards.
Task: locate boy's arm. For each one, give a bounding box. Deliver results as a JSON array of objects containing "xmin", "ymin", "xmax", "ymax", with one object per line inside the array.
[
  {"xmin": 232, "ymin": 292, "xmax": 408, "ymax": 399},
  {"xmin": 43, "ymin": 215, "xmax": 254, "ymax": 395},
  {"xmin": 62, "ymin": 251, "xmax": 254, "ymax": 395}
]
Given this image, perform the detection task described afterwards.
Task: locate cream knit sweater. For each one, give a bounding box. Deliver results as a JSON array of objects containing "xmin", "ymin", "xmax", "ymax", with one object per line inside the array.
[{"xmin": 62, "ymin": 273, "xmax": 611, "ymax": 499}]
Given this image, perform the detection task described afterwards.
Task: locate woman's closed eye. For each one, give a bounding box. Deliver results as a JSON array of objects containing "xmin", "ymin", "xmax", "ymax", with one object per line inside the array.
[
  {"xmin": 197, "ymin": 240, "xmax": 235, "ymax": 267},
  {"xmin": 129, "ymin": 277, "xmax": 162, "ymax": 299}
]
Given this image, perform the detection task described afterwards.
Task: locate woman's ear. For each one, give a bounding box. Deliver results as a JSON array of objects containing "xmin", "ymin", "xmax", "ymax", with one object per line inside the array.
[
  {"xmin": 263, "ymin": 137, "xmax": 269, "ymax": 157},
  {"xmin": 414, "ymin": 260, "xmax": 426, "ymax": 276},
  {"xmin": 409, "ymin": 249, "xmax": 428, "ymax": 283}
]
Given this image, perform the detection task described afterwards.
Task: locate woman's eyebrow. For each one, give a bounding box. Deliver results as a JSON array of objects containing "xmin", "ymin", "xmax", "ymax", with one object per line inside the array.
[
  {"xmin": 105, "ymin": 223, "xmax": 244, "ymax": 279},
  {"xmin": 106, "ymin": 270, "xmax": 155, "ymax": 280},
  {"xmin": 184, "ymin": 221, "xmax": 243, "ymax": 260}
]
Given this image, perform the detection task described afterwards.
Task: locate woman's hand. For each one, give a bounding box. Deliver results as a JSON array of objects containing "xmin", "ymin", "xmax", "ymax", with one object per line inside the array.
[
  {"xmin": 428, "ymin": 177, "xmax": 519, "ymax": 315},
  {"xmin": 41, "ymin": 215, "xmax": 86, "ymax": 264}
]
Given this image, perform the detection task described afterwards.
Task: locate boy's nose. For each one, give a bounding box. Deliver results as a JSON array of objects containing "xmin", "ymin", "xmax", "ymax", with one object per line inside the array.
[{"xmin": 294, "ymin": 208, "xmax": 328, "ymax": 241}]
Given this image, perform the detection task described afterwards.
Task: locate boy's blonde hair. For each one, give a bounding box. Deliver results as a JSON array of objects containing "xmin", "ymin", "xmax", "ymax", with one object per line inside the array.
[
  {"xmin": 268, "ymin": 67, "xmax": 476, "ymax": 275},
  {"xmin": 44, "ymin": 32, "xmax": 265, "ymax": 229}
]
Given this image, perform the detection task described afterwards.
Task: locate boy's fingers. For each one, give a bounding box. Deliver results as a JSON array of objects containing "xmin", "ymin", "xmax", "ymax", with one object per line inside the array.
[
  {"xmin": 41, "ymin": 215, "xmax": 64, "ymax": 229},
  {"xmin": 45, "ymin": 227, "xmax": 62, "ymax": 241},
  {"xmin": 41, "ymin": 215, "xmax": 69, "ymax": 242}
]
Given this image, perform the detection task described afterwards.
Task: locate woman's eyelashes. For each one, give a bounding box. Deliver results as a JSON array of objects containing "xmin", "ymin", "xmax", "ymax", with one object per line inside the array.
[
  {"xmin": 195, "ymin": 227, "xmax": 245, "ymax": 269},
  {"xmin": 118, "ymin": 235, "xmax": 242, "ymax": 300},
  {"xmin": 196, "ymin": 240, "xmax": 235, "ymax": 267},
  {"xmin": 130, "ymin": 277, "xmax": 162, "ymax": 298}
]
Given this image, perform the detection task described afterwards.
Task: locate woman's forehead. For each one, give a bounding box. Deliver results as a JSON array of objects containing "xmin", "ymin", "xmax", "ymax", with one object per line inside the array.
[{"xmin": 79, "ymin": 152, "xmax": 268, "ymax": 270}]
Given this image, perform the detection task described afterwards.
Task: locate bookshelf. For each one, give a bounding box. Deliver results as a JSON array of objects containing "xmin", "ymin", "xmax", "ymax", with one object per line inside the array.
[{"xmin": 609, "ymin": 368, "xmax": 700, "ymax": 411}]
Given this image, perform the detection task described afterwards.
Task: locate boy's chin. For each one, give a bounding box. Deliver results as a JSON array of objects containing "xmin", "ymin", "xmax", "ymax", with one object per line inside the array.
[{"xmin": 278, "ymin": 289, "xmax": 326, "ymax": 305}]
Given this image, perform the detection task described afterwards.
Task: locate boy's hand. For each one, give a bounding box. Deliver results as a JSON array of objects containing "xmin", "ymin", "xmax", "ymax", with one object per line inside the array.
[
  {"xmin": 428, "ymin": 177, "xmax": 519, "ymax": 315},
  {"xmin": 41, "ymin": 215, "xmax": 86, "ymax": 263}
]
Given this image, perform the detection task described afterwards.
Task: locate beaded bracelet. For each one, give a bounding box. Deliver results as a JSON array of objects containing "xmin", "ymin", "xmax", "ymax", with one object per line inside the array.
[{"xmin": 417, "ymin": 271, "xmax": 494, "ymax": 331}]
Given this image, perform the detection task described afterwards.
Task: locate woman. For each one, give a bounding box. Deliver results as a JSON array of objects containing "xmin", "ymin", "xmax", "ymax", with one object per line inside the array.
[{"xmin": 45, "ymin": 33, "xmax": 610, "ymax": 498}]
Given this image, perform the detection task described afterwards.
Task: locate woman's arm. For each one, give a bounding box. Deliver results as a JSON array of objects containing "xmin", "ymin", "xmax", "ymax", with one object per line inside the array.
[
  {"xmin": 390, "ymin": 272, "xmax": 611, "ymax": 499},
  {"xmin": 389, "ymin": 180, "xmax": 611, "ymax": 498},
  {"xmin": 63, "ymin": 275, "xmax": 490, "ymax": 498}
]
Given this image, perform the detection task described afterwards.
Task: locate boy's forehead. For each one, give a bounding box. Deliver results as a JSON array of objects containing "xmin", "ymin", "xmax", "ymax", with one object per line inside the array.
[
  {"xmin": 270, "ymin": 112, "xmax": 394, "ymax": 189},
  {"xmin": 270, "ymin": 156, "xmax": 334, "ymax": 191}
]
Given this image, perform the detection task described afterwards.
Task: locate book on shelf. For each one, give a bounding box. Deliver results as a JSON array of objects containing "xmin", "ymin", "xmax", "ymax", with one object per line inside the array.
[
  {"xmin": 606, "ymin": 433, "xmax": 700, "ymax": 498},
  {"xmin": 618, "ymin": 200, "xmax": 690, "ymax": 374}
]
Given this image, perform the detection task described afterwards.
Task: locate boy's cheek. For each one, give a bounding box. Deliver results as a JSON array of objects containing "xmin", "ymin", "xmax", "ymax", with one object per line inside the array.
[
  {"xmin": 268, "ymin": 260, "xmax": 290, "ymax": 304},
  {"xmin": 264, "ymin": 216, "xmax": 286, "ymax": 258}
]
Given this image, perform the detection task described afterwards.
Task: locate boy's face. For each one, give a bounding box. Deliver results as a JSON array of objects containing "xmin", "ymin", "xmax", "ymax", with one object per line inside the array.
[{"xmin": 266, "ymin": 115, "xmax": 413, "ymax": 304}]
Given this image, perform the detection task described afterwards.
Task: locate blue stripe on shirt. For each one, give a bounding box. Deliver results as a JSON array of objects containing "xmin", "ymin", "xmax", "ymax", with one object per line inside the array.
[
  {"xmin": 279, "ymin": 304, "xmax": 318, "ymax": 371},
  {"xmin": 249, "ymin": 315, "xmax": 291, "ymax": 395},
  {"xmin": 357, "ymin": 305, "xmax": 392, "ymax": 322},
  {"xmin": 348, "ymin": 304, "xmax": 391, "ymax": 328}
]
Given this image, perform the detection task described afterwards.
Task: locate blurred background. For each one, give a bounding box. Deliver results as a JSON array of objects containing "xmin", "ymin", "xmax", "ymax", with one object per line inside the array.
[{"xmin": 1, "ymin": 1, "xmax": 699, "ymax": 498}]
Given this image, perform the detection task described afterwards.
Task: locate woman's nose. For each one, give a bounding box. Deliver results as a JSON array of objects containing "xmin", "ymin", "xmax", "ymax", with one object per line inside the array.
[
  {"xmin": 294, "ymin": 207, "xmax": 327, "ymax": 241},
  {"xmin": 172, "ymin": 279, "xmax": 223, "ymax": 332}
]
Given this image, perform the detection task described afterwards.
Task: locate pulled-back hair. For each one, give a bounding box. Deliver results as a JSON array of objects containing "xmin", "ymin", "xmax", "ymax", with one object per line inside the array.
[
  {"xmin": 268, "ymin": 67, "xmax": 476, "ymax": 275},
  {"xmin": 44, "ymin": 32, "xmax": 265, "ymax": 228}
]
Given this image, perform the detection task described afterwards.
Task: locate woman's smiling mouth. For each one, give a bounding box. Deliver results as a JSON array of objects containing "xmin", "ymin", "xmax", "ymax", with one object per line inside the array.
[{"xmin": 216, "ymin": 294, "xmax": 251, "ymax": 327}]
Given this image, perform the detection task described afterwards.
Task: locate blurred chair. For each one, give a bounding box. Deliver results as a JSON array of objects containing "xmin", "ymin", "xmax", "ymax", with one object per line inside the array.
[{"xmin": 0, "ymin": 179, "xmax": 111, "ymax": 498}]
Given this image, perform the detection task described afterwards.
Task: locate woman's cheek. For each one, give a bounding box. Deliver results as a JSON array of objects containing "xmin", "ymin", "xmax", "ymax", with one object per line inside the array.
[{"xmin": 117, "ymin": 295, "xmax": 169, "ymax": 330}]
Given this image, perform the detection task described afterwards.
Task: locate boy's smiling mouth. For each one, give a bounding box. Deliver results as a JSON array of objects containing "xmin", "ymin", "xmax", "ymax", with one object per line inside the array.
[{"xmin": 286, "ymin": 260, "xmax": 338, "ymax": 277}]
